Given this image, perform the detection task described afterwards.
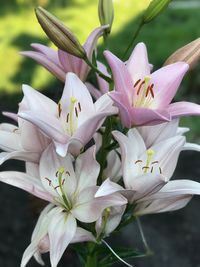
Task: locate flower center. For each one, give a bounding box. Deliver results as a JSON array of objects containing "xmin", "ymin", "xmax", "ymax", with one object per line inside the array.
[
  {"xmin": 134, "ymin": 149, "xmax": 162, "ymax": 175},
  {"xmin": 45, "ymin": 166, "xmax": 72, "ymax": 210},
  {"xmin": 133, "ymin": 76, "xmax": 155, "ymax": 108},
  {"xmin": 58, "ymin": 97, "xmax": 82, "ymax": 136}
]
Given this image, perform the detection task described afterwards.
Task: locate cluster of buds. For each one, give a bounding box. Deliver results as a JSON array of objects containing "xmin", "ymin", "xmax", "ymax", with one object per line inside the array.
[{"xmin": 1, "ymin": 1, "xmax": 200, "ymax": 267}]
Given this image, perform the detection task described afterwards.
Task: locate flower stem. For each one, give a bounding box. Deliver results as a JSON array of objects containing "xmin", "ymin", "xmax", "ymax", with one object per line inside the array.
[
  {"xmin": 136, "ymin": 217, "xmax": 152, "ymax": 255},
  {"xmin": 84, "ymin": 243, "xmax": 97, "ymax": 267},
  {"xmin": 84, "ymin": 56, "xmax": 112, "ymax": 83}
]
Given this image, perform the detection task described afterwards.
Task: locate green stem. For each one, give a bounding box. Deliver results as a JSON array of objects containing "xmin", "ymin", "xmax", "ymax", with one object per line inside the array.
[
  {"xmin": 123, "ymin": 22, "xmax": 144, "ymax": 59},
  {"xmin": 84, "ymin": 243, "xmax": 97, "ymax": 267},
  {"xmin": 84, "ymin": 57, "xmax": 112, "ymax": 83}
]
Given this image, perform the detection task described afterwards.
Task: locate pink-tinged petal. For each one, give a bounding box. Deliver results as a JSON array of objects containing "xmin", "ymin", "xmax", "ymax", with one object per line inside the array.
[
  {"xmin": 182, "ymin": 142, "xmax": 200, "ymax": 151},
  {"xmin": 58, "ymin": 50, "xmax": 83, "ymax": 76},
  {"xmin": 20, "ymin": 51, "xmax": 66, "ymax": 82},
  {"xmin": 112, "ymin": 129, "xmax": 146, "ymax": 188},
  {"xmin": 0, "ymin": 122, "xmax": 18, "ymax": 132},
  {"xmin": 31, "ymin": 43, "xmax": 60, "ymax": 65},
  {"xmin": 168, "ymin": 101, "xmax": 200, "ymax": 118},
  {"xmin": 0, "ymin": 129, "xmax": 22, "ymax": 152},
  {"xmin": 71, "ymin": 227, "xmax": 96, "ymax": 244},
  {"xmin": 60, "ymin": 73, "xmax": 95, "ymax": 124},
  {"xmin": 75, "ymin": 146, "xmax": 100, "ymax": 193},
  {"xmin": 104, "ymin": 50, "xmax": 133, "ymax": 97},
  {"xmin": 104, "ymin": 150, "xmax": 122, "ymax": 182},
  {"xmin": 0, "ymin": 171, "xmax": 53, "ymax": 202},
  {"xmin": 130, "ymin": 107, "xmax": 171, "ymax": 126},
  {"xmin": 135, "ymin": 195, "xmax": 192, "ymax": 215},
  {"xmin": 137, "ymin": 119, "xmax": 179, "ymax": 148},
  {"xmin": 95, "ymin": 93, "xmax": 118, "ymax": 114},
  {"xmin": 72, "ymin": 186, "xmax": 127, "ymax": 223},
  {"xmin": 19, "ymin": 111, "xmax": 67, "ymax": 143},
  {"xmin": 54, "ymin": 138, "xmax": 83, "ymax": 157},
  {"xmin": 126, "ymin": 42, "xmax": 151, "ymax": 81},
  {"xmin": 86, "ymin": 82, "xmax": 102, "ymax": 100},
  {"xmin": 20, "ymin": 121, "xmax": 50, "ymax": 153},
  {"xmin": 109, "ymin": 92, "xmax": 132, "ymax": 128},
  {"xmin": 0, "ymin": 151, "xmax": 40, "ymax": 165},
  {"xmin": 22, "ymin": 84, "xmax": 58, "ymax": 114},
  {"xmin": 26, "ymin": 162, "xmax": 40, "ymax": 177},
  {"xmin": 40, "ymin": 144, "xmax": 76, "ymax": 198},
  {"xmin": 95, "ymin": 178, "xmax": 124, "ymax": 198},
  {"xmin": 143, "ymin": 180, "xmax": 200, "ymax": 200},
  {"xmin": 150, "ymin": 62, "xmax": 189, "ymax": 107},
  {"xmin": 84, "ymin": 25, "xmax": 109, "ymax": 60},
  {"xmin": 2, "ymin": 112, "xmax": 18, "ymax": 122},
  {"xmin": 21, "ymin": 204, "xmax": 54, "ymax": 267},
  {"xmin": 48, "ymin": 212, "xmax": 77, "ymax": 267},
  {"xmin": 150, "ymin": 136, "xmax": 185, "ymax": 180},
  {"xmin": 96, "ymin": 61, "xmax": 110, "ymax": 94}
]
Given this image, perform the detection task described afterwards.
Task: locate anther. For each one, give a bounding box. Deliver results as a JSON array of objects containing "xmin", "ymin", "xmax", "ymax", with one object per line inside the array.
[
  {"xmin": 66, "ymin": 113, "xmax": 69, "ymax": 123},
  {"xmin": 66, "ymin": 171, "xmax": 70, "ymax": 176},
  {"xmin": 137, "ymin": 81, "xmax": 145, "ymax": 95},
  {"xmin": 45, "ymin": 177, "xmax": 52, "ymax": 186},
  {"xmin": 62, "ymin": 179, "xmax": 65, "ymax": 186},
  {"xmin": 78, "ymin": 102, "xmax": 82, "ymax": 112},
  {"xmin": 75, "ymin": 107, "xmax": 78, "ymax": 117},
  {"xmin": 13, "ymin": 128, "xmax": 18, "ymax": 133},
  {"xmin": 134, "ymin": 79, "xmax": 141, "ymax": 88},
  {"xmin": 149, "ymin": 84, "xmax": 155, "ymax": 98},
  {"xmin": 135, "ymin": 160, "xmax": 143, "ymax": 164},
  {"xmin": 151, "ymin": 161, "xmax": 159, "ymax": 165},
  {"xmin": 58, "ymin": 103, "xmax": 62, "ymax": 117},
  {"xmin": 142, "ymin": 166, "xmax": 149, "ymax": 170},
  {"xmin": 159, "ymin": 167, "xmax": 162, "ymax": 174},
  {"xmin": 151, "ymin": 167, "xmax": 154, "ymax": 173},
  {"xmin": 54, "ymin": 185, "xmax": 60, "ymax": 190}
]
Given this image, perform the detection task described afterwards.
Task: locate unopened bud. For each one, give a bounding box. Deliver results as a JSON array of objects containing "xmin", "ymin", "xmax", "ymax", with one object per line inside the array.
[
  {"xmin": 98, "ymin": 0, "xmax": 114, "ymax": 33},
  {"xmin": 35, "ymin": 7, "xmax": 86, "ymax": 58},
  {"xmin": 142, "ymin": 0, "xmax": 172, "ymax": 24},
  {"xmin": 164, "ymin": 38, "xmax": 200, "ymax": 69}
]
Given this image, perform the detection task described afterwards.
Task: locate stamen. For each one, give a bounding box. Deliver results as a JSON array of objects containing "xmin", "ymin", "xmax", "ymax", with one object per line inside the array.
[
  {"xmin": 75, "ymin": 107, "xmax": 78, "ymax": 117},
  {"xmin": 134, "ymin": 79, "xmax": 141, "ymax": 88},
  {"xmin": 151, "ymin": 167, "xmax": 154, "ymax": 173},
  {"xmin": 159, "ymin": 167, "xmax": 162, "ymax": 174},
  {"xmin": 66, "ymin": 171, "xmax": 70, "ymax": 176},
  {"xmin": 66, "ymin": 113, "xmax": 69, "ymax": 123},
  {"xmin": 144, "ymin": 149, "xmax": 155, "ymax": 174},
  {"xmin": 149, "ymin": 84, "xmax": 155, "ymax": 98},
  {"xmin": 137, "ymin": 80, "xmax": 145, "ymax": 95},
  {"xmin": 45, "ymin": 177, "xmax": 51, "ymax": 186},
  {"xmin": 151, "ymin": 161, "xmax": 159, "ymax": 165},
  {"xmin": 54, "ymin": 185, "xmax": 60, "ymax": 190},
  {"xmin": 78, "ymin": 102, "xmax": 82, "ymax": 112},
  {"xmin": 58, "ymin": 102, "xmax": 62, "ymax": 117},
  {"xmin": 135, "ymin": 160, "xmax": 143, "ymax": 164},
  {"xmin": 142, "ymin": 166, "xmax": 149, "ymax": 170}
]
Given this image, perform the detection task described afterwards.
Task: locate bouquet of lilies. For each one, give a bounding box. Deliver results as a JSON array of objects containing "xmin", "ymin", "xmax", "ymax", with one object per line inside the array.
[{"xmin": 1, "ymin": 0, "xmax": 200, "ymax": 266}]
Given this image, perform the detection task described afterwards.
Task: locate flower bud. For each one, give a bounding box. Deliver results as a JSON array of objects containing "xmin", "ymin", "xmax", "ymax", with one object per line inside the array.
[
  {"xmin": 35, "ymin": 7, "xmax": 86, "ymax": 58},
  {"xmin": 98, "ymin": 0, "xmax": 114, "ymax": 33},
  {"xmin": 142, "ymin": 0, "xmax": 172, "ymax": 24},
  {"xmin": 164, "ymin": 38, "xmax": 200, "ymax": 69}
]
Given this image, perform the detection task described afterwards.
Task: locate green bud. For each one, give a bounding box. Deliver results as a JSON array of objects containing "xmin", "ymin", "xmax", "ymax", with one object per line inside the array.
[
  {"xmin": 142, "ymin": 0, "xmax": 172, "ymax": 24},
  {"xmin": 164, "ymin": 38, "xmax": 200, "ymax": 70},
  {"xmin": 35, "ymin": 7, "xmax": 86, "ymax": 58},
  {"xmin": 98, "ymin": 0, "xmax": 114, "ymax": 33}
]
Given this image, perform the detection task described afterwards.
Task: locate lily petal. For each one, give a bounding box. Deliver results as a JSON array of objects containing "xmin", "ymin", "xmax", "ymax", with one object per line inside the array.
[{"xmin": 168, "ymin": 101, "xmax": 200, "ymax": 118}]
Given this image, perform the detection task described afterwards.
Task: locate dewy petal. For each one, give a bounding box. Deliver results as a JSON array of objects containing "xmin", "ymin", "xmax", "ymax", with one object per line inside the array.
[
  {"xmin": 112, "ymin": 129, "xmax": 146, "ymax": 188},
  {"xmin": 20, "ymin": 51, "xmax": 66, "ymax": 81},
  {"xmin": 19, "ymin": 111, "xmax": 66, "ymax": 143},
  {"xmin": 168, "ymin": 101, "xmax": 200, "ymax": 118},
  {"xmin": 151, "ymin": 62, "xmax": 189, "ymax": 107},
  {"xmin": 21, "ymin": 204, "xmax": 54, "ymax": 267},
  {"xmin": 75, "ymin": 146, "xmax": 100, "ymax": 193},
  {"xmin": 104, "ymin": 50, "xmax": 133, "ymax": 97},
  {"xmin": 48, "ymin": 212, "xmax": 77, "ymax": 267},
  {"xmin": 126, "ymin": 42, "xmax": 151, "ymax": 82},
  {"xmin": 0, "ymin": 171, "xmax": 53, "ymax": 202},
  {"xmin": 22, "ymin": 84, "xmax": 58, "ymax": 115}
]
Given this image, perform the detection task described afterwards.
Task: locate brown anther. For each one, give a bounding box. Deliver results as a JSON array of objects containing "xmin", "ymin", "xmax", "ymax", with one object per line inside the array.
[
  {"xmin": 45, "ymin": 177, "xmax": 52, "ymax": 186},
  {"xmin": 66, "ymin": 171, "xmax": 70, "ymax": 176},
  {"xmin": 75, "ymin": 107, "xmax": 78, "ymax": 117},
  {"xmin": 137, "ymin": 80, "xmax": 145, "ymax": 95},
  {"xmin": 78, "ymin": 102, "xmax": 82, "ymax": 112},
  {"xmin": 159, "ymin": 167, "xmax": 162, "ymax": 174},
  {"xmin": 151, "ymin": 161, "xmax": 159, "ymax": 165},
  {"xmin": 145, "ymin": 84, "xmax": 154, "ymax": 98},
  {"xmin": 58, "ymin": 103, "xmax": 62, "ymax": 117},
  {"xmin": 66, "ymin": 113, "xmax": 69, "ymax": 123},
  {"xmin": 151, "ymin": 167, "xmax": 154, "ymax": 173},
  {"xmin": 13, "ymin": 128, "xmax": 18, "ymax": 133},
  {"xmin": 142, "ymin": 166, "xmax": 149, "ymax": 170},
  {"xmin": 135, "ymin": 160, "xmax": 143, "ymax": 164},
  {"xmin": 62, "ymin": 179, "xmax": 65, "ymax": 186},
  {"xmin": 55, "ymin": 171, "xmax": 59, "ymax": 177},
  {"xmin": 134, "ymin": 79, "xmax": 141, "ymax": 88},
  {"xmin": 54, "ymin": 185, "xmax": 60, "ymax": 190}
]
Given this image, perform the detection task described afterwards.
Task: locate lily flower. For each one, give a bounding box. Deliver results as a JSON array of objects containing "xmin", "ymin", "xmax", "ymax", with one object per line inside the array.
[
  {"xmin": 0, "ymin": 145, "xmax": 127, "ymax": 267},
  {"xmin": 18, "ymin": 72, "xmax": 117, "ymax": 157},
  {"xmin": 95, "ymin": 129, "xmax": 200, "ymax": 215},
  {"xmin": 104, "ymin": 42, "xmax": 200, "ymax": 127},
  {"xmin": 20, "ymin": 26, "xmax": 109, "ymax": 82},
  {"xmin": 0, "ymin": 110, "xmax": 49, "ymax": 165}
]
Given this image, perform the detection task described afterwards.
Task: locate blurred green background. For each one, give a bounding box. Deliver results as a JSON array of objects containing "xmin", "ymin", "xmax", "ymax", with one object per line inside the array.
[{"xmin": 0, "ymin": 0, "xmax": 200, "ymax": 140}]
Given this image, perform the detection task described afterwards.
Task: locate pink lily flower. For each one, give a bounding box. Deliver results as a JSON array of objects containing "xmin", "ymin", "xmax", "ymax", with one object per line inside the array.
[
  {"xmin": 20, "ymin": 26, "xmax": 109, "ymax": 82},
  {"xmin": 0, "ymin": 145, "xmax": 127, "ymax": 267},
  {"xmin": 18, "ymin": 72, "xmax": 117, "ymax": 157},
  {"xmin": 104, "ymin": 42, "xmax": 200, "ymax": 127},
  {"xmin": 95, "ymin": 129, "xmax": 200, "ymax": 215}
]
